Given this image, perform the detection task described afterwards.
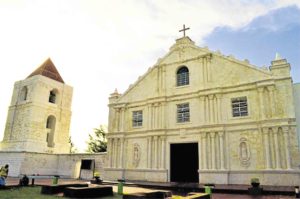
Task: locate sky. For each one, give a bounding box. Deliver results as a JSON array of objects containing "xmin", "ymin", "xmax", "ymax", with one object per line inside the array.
[{"xmin": 0, "ymin": 0, "xmax": 299, "ymax": 152}]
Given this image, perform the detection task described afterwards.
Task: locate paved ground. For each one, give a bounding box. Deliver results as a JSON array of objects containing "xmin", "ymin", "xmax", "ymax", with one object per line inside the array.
[{"xmin": 5, "ymin": 177, "xmax": 296, "ymax": 198}]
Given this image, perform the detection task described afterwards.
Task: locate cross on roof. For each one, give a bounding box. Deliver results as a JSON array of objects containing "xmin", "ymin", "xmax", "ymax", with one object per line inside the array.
[{"xmin": 179, "ymin": 24, "xmax": 190, "ymax": 37}]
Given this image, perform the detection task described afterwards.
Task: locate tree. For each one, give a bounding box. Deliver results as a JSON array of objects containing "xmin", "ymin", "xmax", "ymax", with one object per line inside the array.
[
  {"xmin": 69, "ymin": 136, "xmax": 78, "ymax": 153},
  {"xmin": 86, "ymin": 125, "xmax": 107, "ymax": 153}
]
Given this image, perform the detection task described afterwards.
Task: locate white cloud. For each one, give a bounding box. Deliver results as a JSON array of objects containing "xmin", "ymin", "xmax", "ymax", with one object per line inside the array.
[{"xmin": 0, "ymin": 0, "xmax": 298, "ymax": 151}]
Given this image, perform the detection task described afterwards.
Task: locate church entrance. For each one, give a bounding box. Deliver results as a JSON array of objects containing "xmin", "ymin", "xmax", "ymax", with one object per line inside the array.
[{"xmin": 170, "ymin": 143, "xmax": 199, "ymax": 183}]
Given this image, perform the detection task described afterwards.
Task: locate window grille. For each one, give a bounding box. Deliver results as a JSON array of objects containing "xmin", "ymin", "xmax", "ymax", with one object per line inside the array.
[
  {"xmin": 177, "ymin": 103, "xmax": 190, "ymax": 123},
  {"xmin": 177, "ymin": 66, "xmax": 189, "ymax": 86},
  {"xmin": 232, "ymin": 97, "xmax": 248, "ymax": 117},
  {"xmin": 133, "ymin": 111, "xmax": 143, "ymax": 127}
]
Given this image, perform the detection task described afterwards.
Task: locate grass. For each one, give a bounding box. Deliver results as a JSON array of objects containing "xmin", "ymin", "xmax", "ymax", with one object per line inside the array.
[{"xmin": 0, "ymin": 186, "xmax": 122, "ymax": 199}]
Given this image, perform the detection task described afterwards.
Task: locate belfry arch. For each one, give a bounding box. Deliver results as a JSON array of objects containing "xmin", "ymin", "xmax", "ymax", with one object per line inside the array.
[{"xmin": 46, "ymin": 115, "xmax": 56, "ymax": 147}]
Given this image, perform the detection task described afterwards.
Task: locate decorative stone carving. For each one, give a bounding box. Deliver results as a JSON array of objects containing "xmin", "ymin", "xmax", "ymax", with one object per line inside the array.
[
  {"xmin": 239, "ymin": 137, "xmax": 250, "ymax": 167},
  {"xmin": 132, "ymin": 143, "xmax": 141, "ymax": 168}
]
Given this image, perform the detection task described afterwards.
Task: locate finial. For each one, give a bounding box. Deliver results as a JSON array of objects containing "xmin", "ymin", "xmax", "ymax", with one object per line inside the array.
[
  {"xmin": 113, "ymin": 88, "xmax": 118, "ymax": 94},
  {"xmin": 275, "ymin": 53, "xmax": 282, "ymax": 60}
]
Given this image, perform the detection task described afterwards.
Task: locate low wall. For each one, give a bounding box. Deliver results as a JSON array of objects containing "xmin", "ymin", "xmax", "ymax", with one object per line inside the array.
[{"xmin": 0, "ymin": 151, "xmax": 107, "ymax": 178}]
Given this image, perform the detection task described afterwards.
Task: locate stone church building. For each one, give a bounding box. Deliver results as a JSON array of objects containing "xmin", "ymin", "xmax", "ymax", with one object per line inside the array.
[
  {"xmin": 104, "ymin": 36, "xmax": 300, "ymax": 185},
  {"xmin": 0, "ymin": 34, "xmax": 299, "ymax": 186}
]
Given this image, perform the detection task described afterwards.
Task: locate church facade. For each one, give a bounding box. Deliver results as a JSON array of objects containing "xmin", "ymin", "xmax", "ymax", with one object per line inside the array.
[{"xmin": 104, "ymin": 36, "xmax": 300, "ymax": 185}]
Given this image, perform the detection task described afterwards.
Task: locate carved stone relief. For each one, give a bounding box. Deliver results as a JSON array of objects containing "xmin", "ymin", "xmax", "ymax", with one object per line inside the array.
[
  {"xmin": 132, "ymin": 143, "xmax": 141, "ymax": 168},
  {"xmin": 239, "ymin": 137, "xmax": 250, "ymax": 167}
]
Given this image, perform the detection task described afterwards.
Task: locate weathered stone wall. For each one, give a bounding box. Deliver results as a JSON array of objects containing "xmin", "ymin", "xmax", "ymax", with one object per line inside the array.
[
  {"xmin": 0, "ymin": 75, "xmax": 73, "ymax": 153},
  {"xmin": 0, "ymin": 151, "xmax": 107, "ymax": 178},
  {"xmin": 294, "ymin": 83, "xmax": 300, "ymax": 148}
]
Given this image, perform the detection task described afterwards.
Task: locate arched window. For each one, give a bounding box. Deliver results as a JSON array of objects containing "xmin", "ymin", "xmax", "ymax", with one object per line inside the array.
[
  {"xmin": 20, "ymin": 86, "xmax": 28, "ymax": 101},
  {"xmin": 177, "ymin": 66, "xmax": 189, "ymax": 86},
  {"xmin": 46, "ymin": 115, "xmax": 56, "ymax": 147},
  {"xmin": 49, "ymin": 89, "xmax": 57, "ymax": 103}
]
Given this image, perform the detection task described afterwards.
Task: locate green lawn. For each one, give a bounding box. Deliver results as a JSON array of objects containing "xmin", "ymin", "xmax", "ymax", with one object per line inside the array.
[{"xmin": 0, "ymin": 186, "xmax": 122, "ymax": 199}]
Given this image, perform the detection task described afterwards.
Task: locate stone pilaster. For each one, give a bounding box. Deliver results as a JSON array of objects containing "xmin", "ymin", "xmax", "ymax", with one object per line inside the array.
[
  {"xmin": 216, "ymin": 94, "xmax": 222, "ymax": 123},
  {"xmin": 273, "ymin": 127, "xmax": 281, "ymax": 169},
  {"xmin": 268, "ymin": 86, "xmax": 276, "ymax": 118},
  {"xmin": 210, "ymin": 132, "xmax": 216, "ymax": 170},
  {"xmin": 201, "ymin": 133, "xmax": 207, "ymax": 169},
  {"xmin": 218, "ymin": 131, "xmax": 225, "ymax": 169},
  {"xmin": 258, "ymin": 87, "xmax": 265, "ymax": 120},
  {"xmin": 263, "ymin": 128, "xmax": 271, "ymax": 169},
  {"xmin": 208, "ymin": 95, "xmax": 214, "ymax": 124},
  {"xmin": 119, "ymin": 138, "xmax": 124, "ymax": 168},
  {"xmin": 283, "ymin": 127, "xmax": 292, "ymax": 169},
  {"xmin": 153, "ymin": 136, "xmax": 158, "ymax": 169},
  {"xmin": 160, "ymin": 136, "xmax": 166, "ymax": 169}
]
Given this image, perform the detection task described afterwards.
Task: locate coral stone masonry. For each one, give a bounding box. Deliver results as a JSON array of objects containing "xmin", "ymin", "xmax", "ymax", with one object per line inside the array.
[
  {"xmin": 104, "ymin": 36, "xmax": 300, "ymax": 186},
  {"xmin": 0, "ymin": 58, "xmax": 73, "ymax": 153}
]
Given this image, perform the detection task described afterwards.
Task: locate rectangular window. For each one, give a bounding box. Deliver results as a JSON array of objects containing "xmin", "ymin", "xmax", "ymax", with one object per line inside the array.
[
  {"xmin": 231, "ymin": 97, "xmax": 248, "ymax": 117},
  {"xmin": 132, "ymin": 110, "xmax": 143, "ymax": 127},
  {"xmin": 177, "ymin": 103, "xmax": 190, "ymax": 123}
]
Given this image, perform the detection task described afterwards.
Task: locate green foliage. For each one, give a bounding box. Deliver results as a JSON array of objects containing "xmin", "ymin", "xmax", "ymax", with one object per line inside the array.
[
  {"xmin": 0, "ymin": 187, "xmax": 60, "ymax": 199},
  {"xmin": 69, "ymin": 136, "xmax": 78, "ymax": 153},
  {"xmin": 0, "ymin": 186, "xmax": 121, "ymax": 199},
  {"xmin": 86, "ymin": 125, "xmax": 107, "ymax": 153},
  {"xmin": 251, "ymin": 177, "xmax": 260, "ymax": 184}
]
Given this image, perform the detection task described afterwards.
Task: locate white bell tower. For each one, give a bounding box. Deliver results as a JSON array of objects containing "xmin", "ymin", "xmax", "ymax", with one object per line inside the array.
[{"xmin": 0, "ymin": 58, "xmax": 73, "ymax": 153}]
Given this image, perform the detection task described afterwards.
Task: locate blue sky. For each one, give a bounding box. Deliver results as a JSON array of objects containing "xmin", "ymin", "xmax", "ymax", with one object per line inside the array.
[
  {"xmin": 0, "ymin": 1, "xmax": 299, "ymax": 151},
  {"xmin": 203, "ymin": 6, "xmax": 300, "ymax": 83}
]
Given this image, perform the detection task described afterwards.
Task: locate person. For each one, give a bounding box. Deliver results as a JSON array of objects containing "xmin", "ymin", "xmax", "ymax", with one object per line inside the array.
[
  {"xmin": 0, "ymin": 164, "xmax": 9, "ymax": 186},
  {"xmin": 19, "ymin": 174, "xmax": 29, "ymax": 186}
]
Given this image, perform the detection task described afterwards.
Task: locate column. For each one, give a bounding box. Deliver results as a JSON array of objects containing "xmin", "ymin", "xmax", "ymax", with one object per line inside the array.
[
  {"xmin": 120, "ymin": 108, "xmax": 125, "ymax": 132},
  {"xmin": 210, "ymin": 132, "xmax": 216, "ymax": 169},
  {"xmin": 213, "ymin": 95, "xmax": 217, "ymax": 123},
  {"xmin": 258, "ymin": 88, "xmax": 265, "ymax": 120},
  {"xmin": 206, "ymin": 56, "xmax": 211, "ymax": 82},
  {"xmin": 115, "ymin": 109, "xmax": 120, "ymax": 132},
  {"xmin": 203, "ymin": 57, "xmax": 208, "ymax": 83},
  {"xmin": 263, "ymin": 128, "xmax": 271, "ymax": 169},
  {"xmin": 199, "ymin": 96, "xmax": 205, "ymax": 124},
  {"xmin": 283, "ymin": 127, "xmax": 292, "ymax": 169},
  {"xmin": 148, "ymin": 104, "xmax": 153, "ymax": 130},
  {"xmin": 198, "ymin": 136, "xmax": 202, "ymax": 170},
  {"xmin": 115, "ymin": 138, "xmax": 120, "ymax": 168},
  {"xmin": 219, "ymin": 132, "xmax": 225, "ymax": 169},
  {"xmin": 268, "ymin": 86, "xmax": 276, "ymax": 117},
  {"xmin": 208, "ymin": 95, "xmax": 214, "ymax": 124},
  {"xmin": 113, "ymin": 138, "xmax": 116, "ymax": 168},
  {"xmin": 119, "ymin": 138, "xmax": 124, "ymax": 168},
  {"xmin": 148, "ymin": 137, "xmax": 152, "ymax": 168},
  {"xmin": 201, "ymin": 133, "xmax": 207, "ymax": 169},
  {"xmin": 161, "ymin": 103, "xmax": 165, "ymax": 129},
  {"xmin": 273, "ymin": 127, "xmax": 281, "ymax": 169},
  {"xmin": 160, "ymin": 136, "xmax": 166, "ymax": 169},
  {"xmin": 157, "ymin": 136, "xmax": 161, "ymax": 169},
  {"xmin": 153, "ymin": 136, "xmax": 158, "ymax": 169},
  {"xmin": 108, "ymin": 138, "xmax": 113, "ymax": 167},
  {"xmin": 205, "ymin": 96, "xmax": 209, "ymax": 124},
  {"xmin": 216, "ymin": 94, "xmax": 222, "ymax": 123}
]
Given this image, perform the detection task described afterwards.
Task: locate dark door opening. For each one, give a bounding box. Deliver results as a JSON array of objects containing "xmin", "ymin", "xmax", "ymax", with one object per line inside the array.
[{"xmin": 170, "ymin": 143, "xmax": 199, "ymax": 183}]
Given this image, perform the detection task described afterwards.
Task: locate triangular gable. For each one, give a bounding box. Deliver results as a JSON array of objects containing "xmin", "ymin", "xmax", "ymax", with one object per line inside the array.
[
  {"xmin": 27, "ymin": 58, "xmax": 65, "ymax": 83},
  {"xmin": 115, "ymin": 37, "xmax": 273, "ymax": 103}
]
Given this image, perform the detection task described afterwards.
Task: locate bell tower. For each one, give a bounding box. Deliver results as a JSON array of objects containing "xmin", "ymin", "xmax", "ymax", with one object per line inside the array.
[{"xmin": 0, "ymin": 58, "xmax": 73, "ymax": 153}]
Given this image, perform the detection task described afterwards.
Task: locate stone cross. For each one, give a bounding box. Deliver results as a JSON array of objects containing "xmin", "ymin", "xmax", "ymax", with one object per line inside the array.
[{"xmin": 179, "ymin": 24, "xmax": 190, "ymax": 37}]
